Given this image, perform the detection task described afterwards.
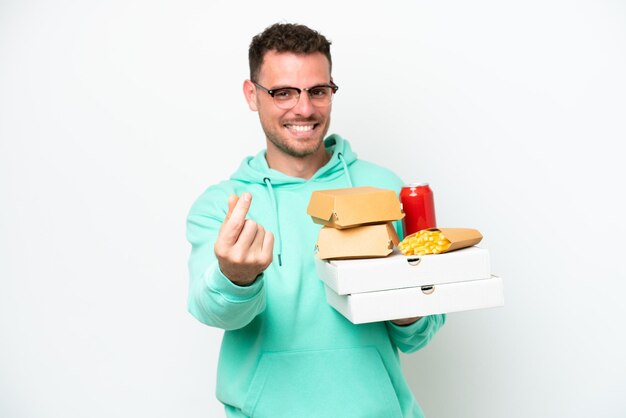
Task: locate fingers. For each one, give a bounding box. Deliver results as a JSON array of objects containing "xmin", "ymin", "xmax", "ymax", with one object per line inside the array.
[
  {"xmin": 248, "ymin": 224, "xmax": 274, "ymax": 264},
  {"xmin": 220, "ymin": 192, "xmax": 252, "ymax": 246},
  {"xmin": 226, "ymin": 194, "xmax": 239, "ymax": 220},
  {"xmin": 216, "ymin": 191, "xmax": 274, "ymax": 269},
  {"xmin": 235, "ymin": 219, "xmax": 260, "ymax": 250},
  {"xmin": 229, "ymin": 192, "xmax": 251, "ymax": 224},
  {"xmin": 261, "ymin": 231, "xmax": 274, "ymax": 266},
  {"xmin": 214, "ymin": 190, "xmax": 275, "ymax": 284},
  {"xmin": 237, "ymin": 222, "xmax": 273, "ymax": 268},
  {"xmin": 248, "ymin": 222, "xmax": 265, "ymax": 253}
]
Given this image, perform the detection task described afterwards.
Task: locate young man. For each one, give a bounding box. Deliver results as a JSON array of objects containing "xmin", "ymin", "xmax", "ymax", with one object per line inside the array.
[{"xmin": 187, "ymin": 23, "xmax": 445, "ymax": 418}]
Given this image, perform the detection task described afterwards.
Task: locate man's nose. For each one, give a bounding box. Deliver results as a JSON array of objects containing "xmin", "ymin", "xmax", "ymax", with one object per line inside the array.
[{"xmin": 290, "ymin": 91, "xmax": 315, "ymax": 116}]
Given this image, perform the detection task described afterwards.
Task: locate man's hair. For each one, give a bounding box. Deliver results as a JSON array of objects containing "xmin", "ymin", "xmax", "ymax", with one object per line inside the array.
[{"xmin": 248, "ymin": 23, "xmax": 332, "ymax": 82}]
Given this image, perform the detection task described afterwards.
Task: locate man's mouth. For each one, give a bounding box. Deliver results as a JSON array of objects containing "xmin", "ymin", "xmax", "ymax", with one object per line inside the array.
[{"xmin": 284, "ymin": 123, "xmax": 316, "ymax": 132}]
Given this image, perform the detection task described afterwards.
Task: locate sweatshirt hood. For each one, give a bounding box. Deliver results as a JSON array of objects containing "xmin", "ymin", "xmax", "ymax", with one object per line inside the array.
[{"xmin": 230, "ymin": 134, "xmax": 357, "ymax": 188}]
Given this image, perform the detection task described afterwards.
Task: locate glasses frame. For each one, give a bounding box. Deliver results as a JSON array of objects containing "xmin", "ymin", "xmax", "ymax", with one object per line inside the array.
[{"xmin": 252, "ymin": 81, "xmax": 339, "ymax": 109}]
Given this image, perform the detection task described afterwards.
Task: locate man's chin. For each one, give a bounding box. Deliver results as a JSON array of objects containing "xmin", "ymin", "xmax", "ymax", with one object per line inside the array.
[
  {"xmin": 283, "ymin": 146, "xmax": 320, "ymax": 159},
  {"xmin": 272, "ymin": 136, "xmax": 325, "ymax": 158}
]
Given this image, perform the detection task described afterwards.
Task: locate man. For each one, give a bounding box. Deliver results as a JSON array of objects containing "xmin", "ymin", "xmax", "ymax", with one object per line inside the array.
[{"xmin": 187, "ymin": 23, "xmax": 445, "ymax": 418}]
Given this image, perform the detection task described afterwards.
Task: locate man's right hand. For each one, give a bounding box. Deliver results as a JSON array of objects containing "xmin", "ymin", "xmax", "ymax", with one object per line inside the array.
[{"xmin": 214, "ymin": 192, "xmax": 274, "ymax": 286}]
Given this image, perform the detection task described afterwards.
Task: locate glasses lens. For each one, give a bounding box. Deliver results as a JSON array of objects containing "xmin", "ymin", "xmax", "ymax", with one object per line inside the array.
[
  {"xmin": 308, "ymin": 87, "xmax": 333, "ymax": 106},
  {"xmin": 272, "ymin": 88, "xmax": 299, "ymax": 109}
]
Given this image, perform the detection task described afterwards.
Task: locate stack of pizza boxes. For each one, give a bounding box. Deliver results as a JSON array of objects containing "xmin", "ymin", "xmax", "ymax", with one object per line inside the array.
[{"xmin": 307, "ymin": 186, "xmax": 504, "ymax": 324}]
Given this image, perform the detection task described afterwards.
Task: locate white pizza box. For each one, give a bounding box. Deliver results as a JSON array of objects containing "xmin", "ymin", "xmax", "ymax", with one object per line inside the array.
[
  {"xmin": 316, "ymin": 246, "xmax": 491, "ymax": 295},
  {"xmin": 324, "ymin": 275, "xmax": 504, "ymax": 324}
]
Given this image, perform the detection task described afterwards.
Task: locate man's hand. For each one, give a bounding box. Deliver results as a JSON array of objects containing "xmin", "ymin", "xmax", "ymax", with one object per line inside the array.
[
  {"xmin": 391, "ymin": 317, "xmax": 422, "ymax": 326},
  {"xmin": 214, "ymin": 192, "xmax": 274, "ymax": 286}
]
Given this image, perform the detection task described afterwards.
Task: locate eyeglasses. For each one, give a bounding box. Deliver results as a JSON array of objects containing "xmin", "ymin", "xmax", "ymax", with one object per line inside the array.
[{"xmin": 252, "ymin": 81, "xmax": 339, "ymax": 110}]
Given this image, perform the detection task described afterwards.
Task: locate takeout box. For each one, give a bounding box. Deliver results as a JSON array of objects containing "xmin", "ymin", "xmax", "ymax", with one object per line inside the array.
[
  {"xmin": 323, "ymin": 275, "xmax": 504, "ymax": 324},
  {"xmin": 307, "ymin": 186, "xmax": 404, "ymax": 229},
  {"xmin": 315, "ymin": 222, "xmax": 400, "ymax": 260},
  {"xmin": 316, "ymin": 246, "xmax": 491, "ymax": 294},
  {"xmin": 402, "ymin": 228, "xmax": 484, "ymax": 254},
  {"xmin": 316, "ymin": 247, "xmax": 504, "ymax": 324}
]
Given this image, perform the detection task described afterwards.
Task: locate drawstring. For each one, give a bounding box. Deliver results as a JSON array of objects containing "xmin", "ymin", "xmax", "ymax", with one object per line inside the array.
[
  {"xmin": 337, "ymin": 152, "xmax": 354, "ymax": 187},
  {"xmin": 263, "ymin": 177, "xmax": 283, "ymax": 266}
]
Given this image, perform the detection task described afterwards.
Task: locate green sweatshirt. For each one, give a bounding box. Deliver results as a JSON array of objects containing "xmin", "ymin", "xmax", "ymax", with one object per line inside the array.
[{"xmin": 187, "ymin": 135, "xmax": 445, "ymax": 418}]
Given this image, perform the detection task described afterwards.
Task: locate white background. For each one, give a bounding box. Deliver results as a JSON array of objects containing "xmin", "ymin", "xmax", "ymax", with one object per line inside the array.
[{"xmin": 1, "ymin": 1, "xmax": 625, "ymax": 417}]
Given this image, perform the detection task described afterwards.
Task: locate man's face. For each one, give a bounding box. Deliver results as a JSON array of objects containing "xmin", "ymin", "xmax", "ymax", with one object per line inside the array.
[{"xmin": 245, "ymin": 51, "xmax": 333, "ymax": 159}]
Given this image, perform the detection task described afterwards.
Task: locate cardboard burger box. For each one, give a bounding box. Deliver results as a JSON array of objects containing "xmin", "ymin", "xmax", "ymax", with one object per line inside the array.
[
  {"xmin": 316, "ymin": 222, "xmax": 400, "ymax": 260},
  {"xmin": 316, "ymin": 247, "xmax": 504, "ymax": 324},
  {"xmin": 307, "ymin": 186, "xmax": 404, "ymax": 229},
  {"xmin": 308, "ymin": 186, "xmax": 404, "ymax": 260}
]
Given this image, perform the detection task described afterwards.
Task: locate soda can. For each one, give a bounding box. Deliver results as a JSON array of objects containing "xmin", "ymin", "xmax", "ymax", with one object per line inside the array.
[{"xmin": 400, "ymin": 183, "xmax": 437, "ymax": 237}]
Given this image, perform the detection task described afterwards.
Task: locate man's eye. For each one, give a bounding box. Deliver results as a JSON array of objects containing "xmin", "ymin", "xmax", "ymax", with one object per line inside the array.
[
  {"xmin": 310, "ymin": 87, "xmax": 330, "ymax": 97},
  {"xmin": 273, "ymin": 89, "xmax": 295, "ymax": 100}
]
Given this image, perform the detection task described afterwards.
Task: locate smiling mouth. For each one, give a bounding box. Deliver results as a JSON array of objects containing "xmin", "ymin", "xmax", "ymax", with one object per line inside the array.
[{"xmin": 284, "ymin": 123, "xmax": 316, "ymax": 132}]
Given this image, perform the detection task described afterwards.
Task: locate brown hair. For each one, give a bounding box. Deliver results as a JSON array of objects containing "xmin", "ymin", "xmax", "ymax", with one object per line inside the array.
[{"xmin": 248, "ymin": 23, "xmax": 332, "ymax": 82}]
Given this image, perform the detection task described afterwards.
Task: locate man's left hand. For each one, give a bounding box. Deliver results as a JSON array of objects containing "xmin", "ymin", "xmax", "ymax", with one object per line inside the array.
[{"xmin": 391, "ymin": 317, "xmax": 422, "ymax": 326}]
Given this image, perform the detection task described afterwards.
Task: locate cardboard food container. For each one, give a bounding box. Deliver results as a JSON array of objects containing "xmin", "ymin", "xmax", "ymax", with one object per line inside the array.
[
  {"xmin": 316, "ymin": 246, "xmax": 491, "ymax": 295},
  {"xmin": 315, "ymin": 222, "xmax": 400, "ymax": 260},
  {"xmin": 317, "ymin": 246, "xmax": 504, "ymax": 324},
  {"xmin": 307, "ymin": 186, "xmax": 404, "ymax": 229},
  {"xmin": 324, "ymin": 275, "xmax": 504, "ymax": 324},
  {"xmin": 402, "ymin": 228, "xmax": 484, "ymax": 254}
]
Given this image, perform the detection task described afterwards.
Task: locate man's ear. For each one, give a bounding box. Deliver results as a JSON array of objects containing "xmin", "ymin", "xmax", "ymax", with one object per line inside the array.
[{"xmin": 243, "ymin": 80, "xmax": 258, "ymax": 111}]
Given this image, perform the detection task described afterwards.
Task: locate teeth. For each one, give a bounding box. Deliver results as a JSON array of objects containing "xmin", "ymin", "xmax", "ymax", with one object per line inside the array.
[{"xmin": 287, "ymin": 124, "xmax": 314, "ymax": 132}]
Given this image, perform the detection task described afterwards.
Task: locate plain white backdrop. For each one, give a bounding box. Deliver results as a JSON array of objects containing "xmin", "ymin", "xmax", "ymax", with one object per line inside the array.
[{"xmin": 1, "ymin": 1, "xmax": 625, "ymax": 417}]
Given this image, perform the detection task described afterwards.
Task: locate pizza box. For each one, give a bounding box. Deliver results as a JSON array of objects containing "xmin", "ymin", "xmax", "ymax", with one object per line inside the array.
[
  {"xmin": 316, "ymin": 246, "xmax": 491, "ymax": 295},
  {"xmin": 324, "ymin": 275, "xmax": 504, "ymax": 324}
]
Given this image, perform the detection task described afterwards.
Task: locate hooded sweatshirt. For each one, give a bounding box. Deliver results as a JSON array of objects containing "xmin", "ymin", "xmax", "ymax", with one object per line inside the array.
[{"xmin": 187, "ymin": 135, "xmax": 445, "ymax": 418}]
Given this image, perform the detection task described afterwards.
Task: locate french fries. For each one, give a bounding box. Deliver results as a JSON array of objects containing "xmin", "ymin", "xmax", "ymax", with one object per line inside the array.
[{"xmin": 398, "ymin": 229, "xmax": 451, "ymax": 256}]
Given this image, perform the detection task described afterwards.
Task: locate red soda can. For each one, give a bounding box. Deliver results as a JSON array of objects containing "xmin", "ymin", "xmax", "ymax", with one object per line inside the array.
[{"xmin": 400, "ymin": 183, "xmax": 437, "ymax": 237}]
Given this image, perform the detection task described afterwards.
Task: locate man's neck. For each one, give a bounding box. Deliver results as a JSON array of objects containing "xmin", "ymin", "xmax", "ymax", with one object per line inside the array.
[{"xmin": 265, "ymin": 144, "xmax": 331, "ymax": 180}]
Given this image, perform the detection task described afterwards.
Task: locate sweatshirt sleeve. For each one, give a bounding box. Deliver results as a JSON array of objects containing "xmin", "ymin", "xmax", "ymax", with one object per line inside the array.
[
  {"xmin": 186, "ymin": 187, "xmax": 266, "ymax": 331},
  {"xmin": 385, "ymin": 314, "xmax": 446, "ymax": 353}
]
